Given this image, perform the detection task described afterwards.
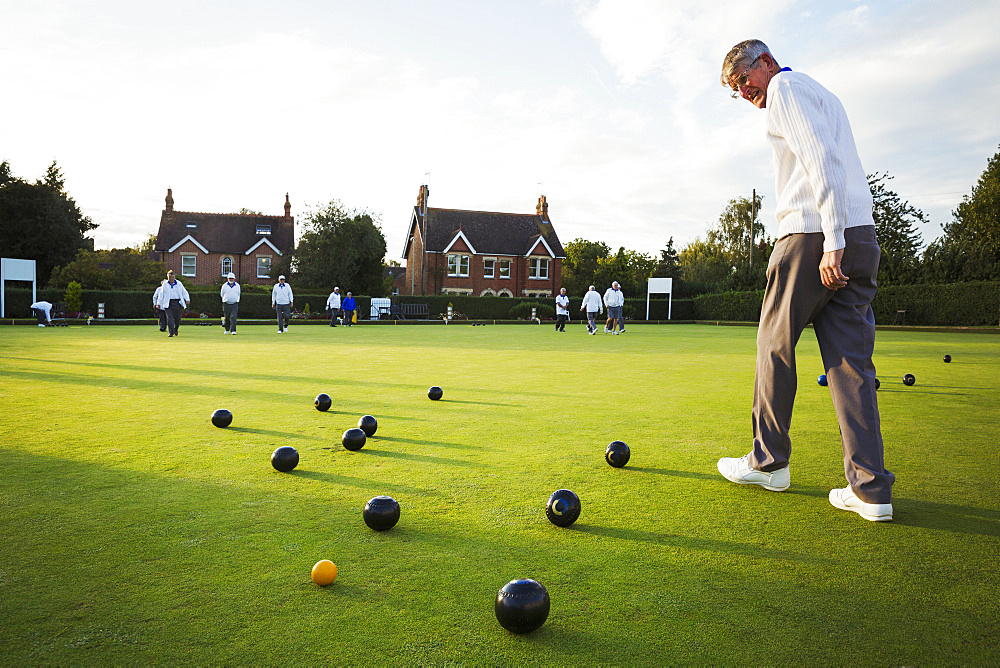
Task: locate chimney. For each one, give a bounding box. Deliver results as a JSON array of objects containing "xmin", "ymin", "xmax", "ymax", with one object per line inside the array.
[
  {"xmin": 417, "ymin": 184, "xmax": 429, "ymax": 215},
  {"xmin": 284, "ymin": 193, "xmax": 291, "ymax": 220},
  {"xmin": 165, "ymin": 187, "xmax": 174, "ymax": 220},
  {"xmin": 536, "ymin": 195, "xmax": 549, "ymax": 222}
]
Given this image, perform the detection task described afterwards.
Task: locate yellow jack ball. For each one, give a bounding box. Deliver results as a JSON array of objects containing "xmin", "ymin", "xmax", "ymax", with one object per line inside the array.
[{"xmin": 311, "ymin": 559, "xmax": 337, "ymax": 586}]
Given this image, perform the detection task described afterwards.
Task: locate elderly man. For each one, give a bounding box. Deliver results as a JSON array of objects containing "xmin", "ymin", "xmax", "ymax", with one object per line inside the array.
[
  {"xmin": 603, "ymin": 281, "xmax": 625, "ymax": 334},
  {"xmin": 554, "ymin": 288, "xmax": 570, "ymax": 332},
  {"xmin": 579, "ymin": 285, "xmax": 603, "ymax": 335},
  {"xmin": 30, "ymin": 300, "xmax": 53, "ymax": 327},
  {"xmin": 715, "ymin": 39, "xmax": 893, "ymax": 521},
  {"xmin": 326, "ymin": 287, "xmax": 342, "ymax": 327},
  {"xmin": 271, "ymin": 275, "xmax": 293, "ymax": 333},
  {"xmin": 157, "ymin": 270, "xmax": 190, "ymax": 338},
  {"xmin": 220, "ymin": 272, "xmax": 241, "ymax": 335}
]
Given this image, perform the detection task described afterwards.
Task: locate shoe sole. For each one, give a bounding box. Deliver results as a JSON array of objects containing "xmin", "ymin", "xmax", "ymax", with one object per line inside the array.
[
  {"xmin": 717, "ymin": 461, "xmax": 789, "ymax": 492},
  {"xmin": 829, "ymin": 492, "xmax": 892, "ymax": 521}
]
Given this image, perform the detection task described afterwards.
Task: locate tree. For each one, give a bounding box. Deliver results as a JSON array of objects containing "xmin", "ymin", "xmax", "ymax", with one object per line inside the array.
[
  {"xmin": 278, "ymin": 200, "xmax": 388, "ymax": 295},
  {"xmin": 706, "ymin": 193, "xmax": 766, "ymax": 268},
  {"xmin": 64, "ymin": 281, "xmax": 83, "ymax": 313},
  {"xmin": 679, "ymin": 194, "xmax": 771, "ymax": 294},
  {"xmin": 48, "ymin": 244, "xmax": 166, "ymax": 289},
  {"xmin": 0, "ymin": 160, "xmax": 97, "ymax": 285},
  {"xmin": 560, "ymin": 238, "xmax": 611, "ymax": 295},
  {"xmin": 652, "ymin": 237, "xmax": 681, "ymax": 279},
  {"xmin": 593, "ymin": 247, "xmax": 656, "ymax": 297},
  {"xmin": 925, "ymin": 146, "xmax": 1000, "ymax": 282},
  {"xmin": 868, "ymin": 172, "xmax": 925, "ymax": 285}
]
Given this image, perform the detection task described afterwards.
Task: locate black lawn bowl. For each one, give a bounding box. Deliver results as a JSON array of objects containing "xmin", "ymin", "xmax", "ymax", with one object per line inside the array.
[
  {"xmin": 315, "ymin": 393, "xmax": 332, "ymax": 412},
  {"xmin": 545, "ymin": 489, "xmax": 581, "ymax": 527},
  {"xmin": 943, "ymin": 355, "xmax": 952, "ymax": 363},
  {"xmin": 357, "ymin": 415, "xmax": 378, "ymax": 437},
  {"xmin": 495, "ymin": 578, "xmax": 550, "ymax": 634},
  {"xmin": 211, "ymin": 409, "xmax": 233, "ymax": 428},
  {"xmin": 817, "ymin": 374, "xmax": 828, "ymax": 386},
  {"xmin": 875, "ymin": 377, "xmax": 881, "ymax": 390},
  {"xmin": 363, "ymin": 495, "xmax": 400, "ymax": 531},
  {"xmin": 270, "ymin": 446, "xmax": 299, "ymax": 472},
  {"xmin": 427, "ymin": 386, "xmax": 443, "ymax": 401},
  {"xmin": 605, "ymin": 440, "xmax": 631, "ymax": 468},
  {"xmin": 342, "ymin": 428, "xmax": 367, "ymax": 451},
  {"xmin": 903, "ymin": 374, "xmax": 916, "ymax": 386}
]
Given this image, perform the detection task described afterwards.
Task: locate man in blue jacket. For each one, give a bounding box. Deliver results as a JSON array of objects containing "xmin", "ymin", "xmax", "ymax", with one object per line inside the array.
[{"xmin": 341, "ymin": 291, "xmax": 357, "ymax": 327}]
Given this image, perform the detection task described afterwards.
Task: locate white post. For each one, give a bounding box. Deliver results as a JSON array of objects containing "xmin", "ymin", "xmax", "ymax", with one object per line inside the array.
[
  {"xmin": 1, "ymin": 258, "xmax": 37, "ymax": 318},
  {"xmin": 447, "ymin": 304, "xmax": 452, "ymax": 323},
  {"xmin": 646, "ymin": 278, "xmax": 673, "ymax": 321},
  {"xmin": 98, "ymin": 302, "xmax": 105, "ymax": 319}
]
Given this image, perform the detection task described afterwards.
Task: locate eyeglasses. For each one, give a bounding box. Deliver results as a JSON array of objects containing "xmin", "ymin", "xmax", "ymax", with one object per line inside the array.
[{"xmin": 730, "ymin": 56, "xmax": 760, "ymax": 98}]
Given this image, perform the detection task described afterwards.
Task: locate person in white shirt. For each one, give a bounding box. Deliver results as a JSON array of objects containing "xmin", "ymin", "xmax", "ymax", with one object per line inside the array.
[
  {"xmin": 152, "ymin": 285, "xmax": 166, "ymax": 332},
  {"xmin": 220, "ymin": 272, "xmax": 241, "ymax": 335},
  {"xmin": 156, "ymin": 270, "xmax": 191, "ymax": 337},
  {"xmin": 603, "ymin": 282, "xmax": 626, "ymax": 334},
  {"xmin": 579, "ymin": 285, "xmax": 603, "ymax": 335},
  {"xmin": 30, "ymin": 300, "xmax": 53, "ymax": 326},
  {"xmin": 271, "ymin": 275, "xmax": 294, "ymax": 333},
  {"xmin": 326, "ymin": 287, "xmax": 342, "ymax": 327},
  {"xmin": 716, "ymin": 39, "xmax": 893, "ymax": 522},
  {"xmin": 554, "ymin": 288, "xmax": 570, "ymax": 332}
]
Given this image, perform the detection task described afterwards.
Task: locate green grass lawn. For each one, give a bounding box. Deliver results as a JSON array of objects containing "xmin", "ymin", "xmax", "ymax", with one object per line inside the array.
[{"xmin": 1, "ymin": 322, "xmax": 998, "ymax": 665}]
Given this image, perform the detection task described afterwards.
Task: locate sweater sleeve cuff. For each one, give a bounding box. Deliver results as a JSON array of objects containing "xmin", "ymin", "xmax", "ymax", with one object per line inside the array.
[{"xmin": 823, "ymin": 228, "xmax": 846, "ymax": 253}]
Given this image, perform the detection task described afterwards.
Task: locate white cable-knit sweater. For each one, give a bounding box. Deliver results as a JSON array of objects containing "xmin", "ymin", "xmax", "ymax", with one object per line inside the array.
[{"xmin": 766, "ymin": 70, "xmax": 874, "ymax": 252}]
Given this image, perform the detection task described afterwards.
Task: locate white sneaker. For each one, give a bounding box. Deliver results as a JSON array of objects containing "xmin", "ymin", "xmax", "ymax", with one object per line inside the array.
[
  {"xmin": 829, "ymin": 485, "xmax": 893, "ymax": 521},
  {"xmin": 589, "ymin": 330, "xmax": 596, "ymax": 335},
  {"xmin": 717, "ymin": 454, "xmax": 790, "ymax": 492},
  {"xmin": 612, "ymin": 331, "xmax": 619, "ymax": 335},
  {"xmin": 230, "ymin": 331, "xmax": 236, "ymax": 335},
  {"xmin": 277, "ymin": 330, "xmax": 283, "ymax": 334}
]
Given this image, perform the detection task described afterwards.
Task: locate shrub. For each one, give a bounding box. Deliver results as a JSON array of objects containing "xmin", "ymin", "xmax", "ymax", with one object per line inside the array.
[{"xmin": 64, "ymin": 281, "xmax": 83, "ymax": 313}]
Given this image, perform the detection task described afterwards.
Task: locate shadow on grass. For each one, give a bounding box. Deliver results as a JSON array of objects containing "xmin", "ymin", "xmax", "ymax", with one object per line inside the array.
[
  {"xmin": 570, "ymin": 523, "xmax": 837, "ymax": 564},
  {"xmin": 372, "ymin": 435, "xmax": 486, "ymax": 450},
  {"xmin": 288, "ymin": 469, "xmax": 431, "ymax": 496},
  {"xmin": 225, "ymin": 427, "xmax": 328, "ymax": 441},
  {"xmin": 359, "ymin": 448, "xmax": 490, "ymax": 469},
  {"xmin": 891, "ymin": 499, "xmax": 1000, "ymax": 537},
  {"xmin": 434, "ymin": 398, "xmax": 516, "ymax": 407},
  {"xmin": 628, "ymin": 467, "xmax": 718, "ymax": 481}
]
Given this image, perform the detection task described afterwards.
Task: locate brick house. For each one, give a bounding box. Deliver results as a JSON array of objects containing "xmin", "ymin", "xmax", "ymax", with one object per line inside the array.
[
  {"xmin": 153, "ymin": 189, "xmax": 294, "ymax": 286},
  {"xmin": 401, "ymin": 185, "xmax": 566, "ymax": 297}
]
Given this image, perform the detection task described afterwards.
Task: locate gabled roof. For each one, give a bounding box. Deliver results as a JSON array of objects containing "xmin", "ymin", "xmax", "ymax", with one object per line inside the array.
[
  {"xmin": 404, "ymin": 207, "xmax": 565, "ymax": 258},
  {"xmin": 155, "ymin": 211, "xmax": 293, "ymax": 255}
]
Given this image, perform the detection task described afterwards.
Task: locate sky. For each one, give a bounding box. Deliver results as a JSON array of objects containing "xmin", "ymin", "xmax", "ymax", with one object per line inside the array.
[{"xmin": 2, "ymin": 0, "xmax": 998, "ymax": 262}]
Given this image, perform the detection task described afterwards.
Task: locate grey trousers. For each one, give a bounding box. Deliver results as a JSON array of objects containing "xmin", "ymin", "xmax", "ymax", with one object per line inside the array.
[
  {"xmin": 750, "ymin": 225, "xmax": 894, "ymax": 504},
  {"xmin": 223, "ymin": 302, "xmax": 239, "ymax": 332},
  {"xmin": 586, "ymin": 311, "xmax": 599, "ymax": 332},
  {"xmin": 275, "ymin": 303, "xmax": 291, "ymax": 331},
  {"xmin": 165, "ymin": 299, "xmax": 183, "ymax": 335}
]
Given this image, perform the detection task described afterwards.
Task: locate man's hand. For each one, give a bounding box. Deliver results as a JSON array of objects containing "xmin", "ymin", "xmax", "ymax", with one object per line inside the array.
[{"xmin": 819, "ymin": 248, "xmax": 848, "ymax": 290}]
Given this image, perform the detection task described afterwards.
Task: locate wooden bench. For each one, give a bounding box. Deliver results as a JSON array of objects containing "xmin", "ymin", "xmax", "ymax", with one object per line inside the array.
[{"xmin": 389, "ymin": 303, "xmax": 430, "ymax": 320}]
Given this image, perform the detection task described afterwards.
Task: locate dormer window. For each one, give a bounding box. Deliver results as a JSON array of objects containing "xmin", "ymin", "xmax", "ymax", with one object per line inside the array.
[
  {"xmin": 185, "ymin": 221, "xmax": 198, "ymax": 229},
  {"xmin": 256, "ymin": 224, "xmax": 271, "ymax": 235}
]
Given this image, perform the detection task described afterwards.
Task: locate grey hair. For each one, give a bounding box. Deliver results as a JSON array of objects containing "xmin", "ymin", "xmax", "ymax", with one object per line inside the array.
[{"xmin": 721, "ymin": 39, "xmax": 773, "ymax": 89}]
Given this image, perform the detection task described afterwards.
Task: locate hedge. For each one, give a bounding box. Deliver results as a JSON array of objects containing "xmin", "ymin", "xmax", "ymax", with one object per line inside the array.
[
  {"xmin": 1, "ymin": 287, "xmax": 695, "ymax": 322},
  {"xmin": 691, "ymin": 282, "xmax": 1000, "ymax": 326}
]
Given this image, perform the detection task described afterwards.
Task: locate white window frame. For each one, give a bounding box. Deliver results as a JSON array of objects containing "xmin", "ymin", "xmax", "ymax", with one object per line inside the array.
[
  {"xmin": 447, "ymin": 254, "xmax": 470, "ymax": 277},
  {"xmin": 528, "ymin": 257, "xmax": 549, "ymax": 280},
  {"xmin": 498, "ymin": 259, "xmax": 511, "ymax": 279},
  {"xmin": 483, "ymin": 258, "xmax": 495, "ymax": 278},
  {"xmin": 221, "ymin": 257, "xmax": 233, "ymax": 277},
  {"xmin": 256, "ymin": 256, "xmax": 271, "ymax": 279},
  {"xmin": 256, "ymin": 224, "xmax": 271, "ymax": 235},
  {"xmin": 185, "ymin": 221, "xmax": 198, "ymax": 229},
  {"xmin": 181, "ymin": 254, "xmax": 196, "ymax": 277}
]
